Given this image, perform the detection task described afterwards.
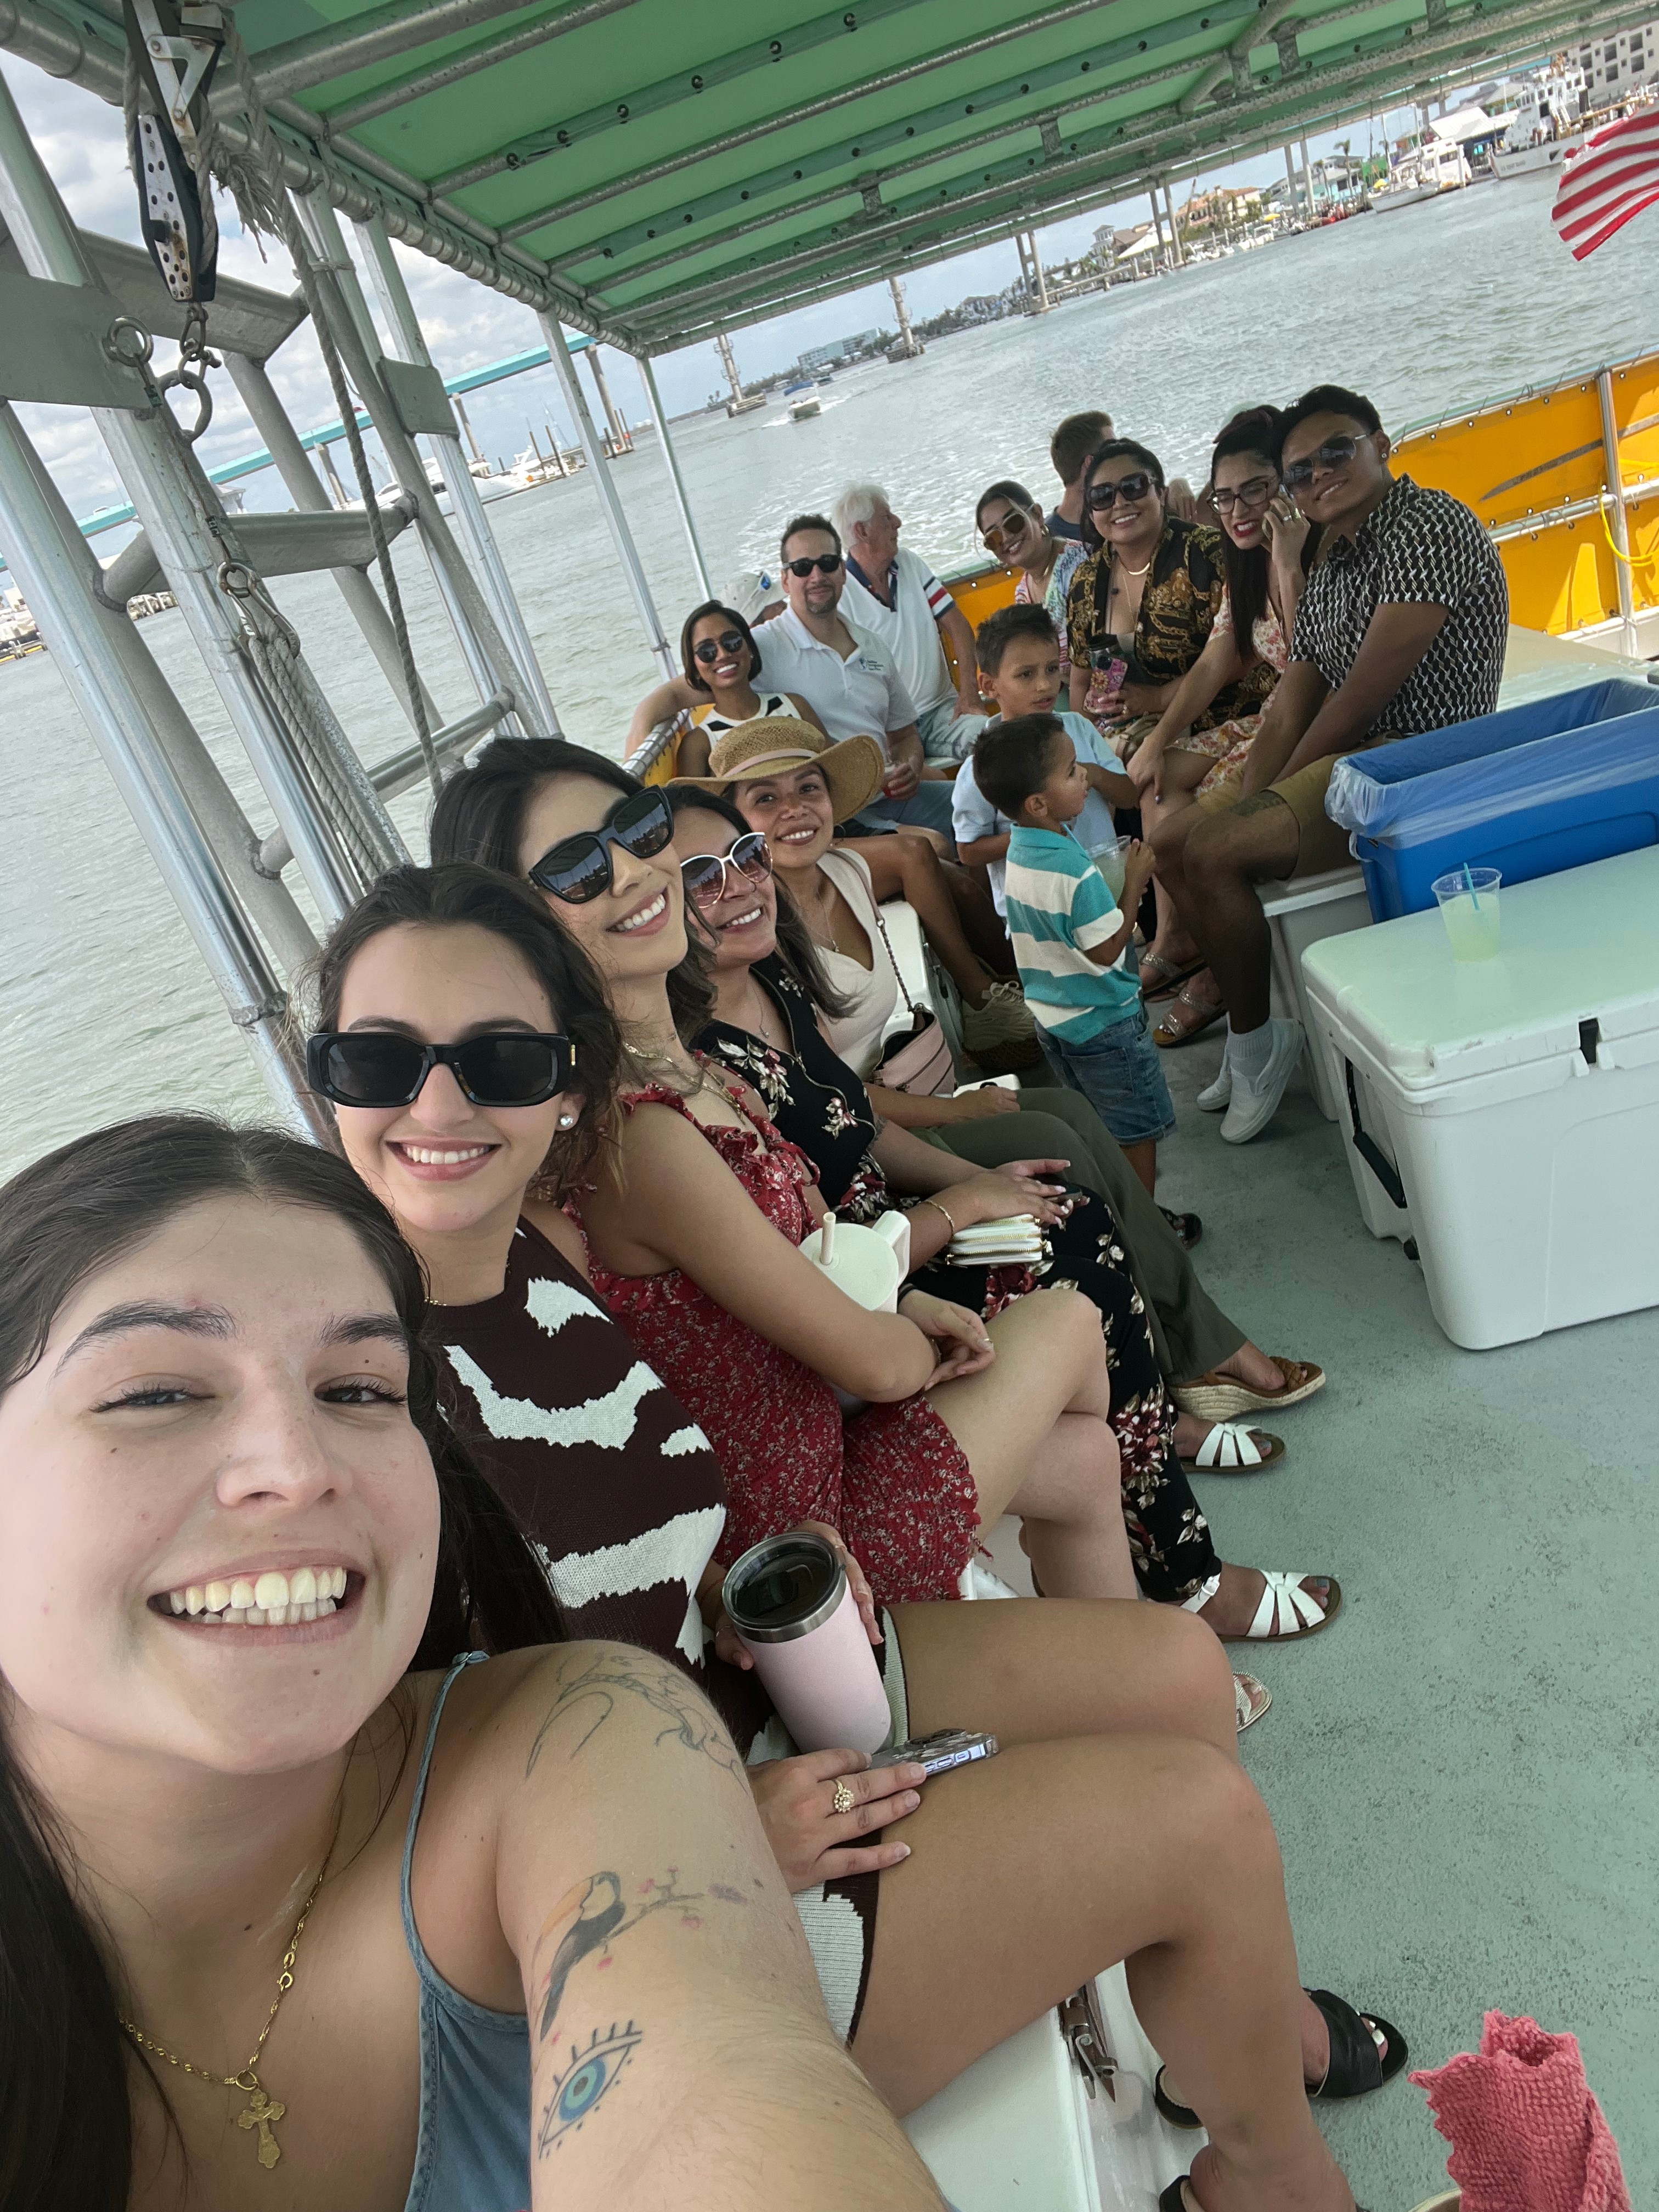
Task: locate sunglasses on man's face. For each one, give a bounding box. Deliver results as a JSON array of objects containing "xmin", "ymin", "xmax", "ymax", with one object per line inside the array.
[
  {"xmin": 528, "ymin": 787, "xmax": 674, "ymax": 905},
  {"xmin": 1282, "ymin": 434, "xmax": 1365, "ymax": 491},
  {"xmin": 307, "ymin": 1030, "xmax": 577, "ymax": 1109},
  {"xmin": 693, "ymin": 630, "xmax": 749, "ymax": 665},
  {"xmin": 783, "ymin": 553, "xmax": 843, "ymax": 578},
  {"xmin": 680, "ymin": 831, "xmax": 772, "ymax": 909},
  {"xmin": 1212, "ymin": 475, "xmax": 1276, "ymax": 514},
  {"xmin": 1086, "ymin": 472, "xmax": 1155, "ymax": 511}
]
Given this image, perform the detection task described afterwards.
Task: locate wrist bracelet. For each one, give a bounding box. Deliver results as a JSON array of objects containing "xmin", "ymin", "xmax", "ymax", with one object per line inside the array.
[{"xmin": 922, "ymin": 1196, "xmax": 959, "ymax": 1238}]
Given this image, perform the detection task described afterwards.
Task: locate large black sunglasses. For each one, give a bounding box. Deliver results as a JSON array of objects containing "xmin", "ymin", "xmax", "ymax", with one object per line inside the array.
[
  {"xmin": 527, "ymin": 786, "xmax": 674, "ymax": 905},
  {"xmin": 783, "ymin": 552, "xmax": 843, "ymax": 577},
  {"xmin": 1086, "ymin": 472, "xmax": 1155, "ymax": 510},
  {"xmin": 680, "ymin": 831, "xmax": 772, "ymax": 909},
  {"xmin": 307, "ymin": 1030, "xmax": 577, "ymax": 1108},
  {"xmin": 1282, "ymin": 435, "xmax": 1363, "ymax": 491},
  {"xmin": 692, "ymin": 630, "xmax": 749, "ymax": 665}
]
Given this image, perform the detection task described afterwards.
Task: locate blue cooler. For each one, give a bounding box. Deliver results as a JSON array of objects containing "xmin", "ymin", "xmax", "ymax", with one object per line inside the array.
[{"xmin": 1325, "ymin": 678, "xmax": 1659, "ymax": 920}]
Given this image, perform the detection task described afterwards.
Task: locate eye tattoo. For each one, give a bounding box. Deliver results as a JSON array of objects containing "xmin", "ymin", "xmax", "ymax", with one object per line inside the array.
[{"xmin": 536, "ymin": 2021, "xmax": 644, "ymax": 2157}]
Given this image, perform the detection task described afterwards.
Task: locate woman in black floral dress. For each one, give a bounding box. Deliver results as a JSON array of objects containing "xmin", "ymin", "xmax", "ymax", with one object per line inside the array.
[{"xmin": 666, "ymin": 788, "xmax": 1339, "ymax": 1645}]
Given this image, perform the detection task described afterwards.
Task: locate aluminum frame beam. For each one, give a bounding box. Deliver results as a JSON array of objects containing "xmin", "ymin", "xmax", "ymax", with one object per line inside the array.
[
  {"xmin": 639, "ymin": 355, "xmax": 711, "ymax": 600},
  {"xmin": 250, "ymin": 0, "xmax": 642, "ymax": 109},
  {"xmin": 349, "ymin": 211, "xmax": 562, "ymax": 734},
  {"xmin": 542, "ymin": 314, "xmax": 674, "ymax": 680}
]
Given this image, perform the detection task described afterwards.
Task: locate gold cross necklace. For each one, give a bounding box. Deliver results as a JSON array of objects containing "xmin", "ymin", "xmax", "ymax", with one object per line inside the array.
[{"xmin": 119, "ymin": 1826, "xmax": 336, "ymax": 2171}]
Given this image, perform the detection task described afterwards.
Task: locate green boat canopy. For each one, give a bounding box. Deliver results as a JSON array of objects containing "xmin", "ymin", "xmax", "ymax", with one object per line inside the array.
[{"xmin": 3, "ymin": 0, "xmax": 1634, "ymax": 353}]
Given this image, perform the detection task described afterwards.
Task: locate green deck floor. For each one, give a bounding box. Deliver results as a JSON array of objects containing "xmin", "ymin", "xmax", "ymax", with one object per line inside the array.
[{"xmin": 1153, "ymin": 1025, "xmax": 1658, "ymax": 2207}]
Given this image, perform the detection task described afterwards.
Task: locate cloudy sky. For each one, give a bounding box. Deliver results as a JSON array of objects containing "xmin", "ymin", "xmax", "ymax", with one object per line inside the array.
[{"xmin": 3, "ymin": 51, "xmax": 1417, "ymax": 523}]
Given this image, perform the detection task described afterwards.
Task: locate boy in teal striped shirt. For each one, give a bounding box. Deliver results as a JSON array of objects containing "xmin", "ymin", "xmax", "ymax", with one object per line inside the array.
[{"xmin": 976, "ymin": 712, "xmax": 1173, "ymax": 1193}]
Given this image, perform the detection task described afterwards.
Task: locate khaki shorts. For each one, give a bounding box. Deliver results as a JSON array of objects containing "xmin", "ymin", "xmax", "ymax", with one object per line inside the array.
[{"xmin": 1196, "ymin": 738, "xmax": 1393, "ymax": 879}]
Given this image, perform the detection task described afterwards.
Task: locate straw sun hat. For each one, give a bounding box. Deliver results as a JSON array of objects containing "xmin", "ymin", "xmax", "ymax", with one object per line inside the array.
[{"xmin": 671, "ymin": 716, "xmax": 884, "ymax": 821}]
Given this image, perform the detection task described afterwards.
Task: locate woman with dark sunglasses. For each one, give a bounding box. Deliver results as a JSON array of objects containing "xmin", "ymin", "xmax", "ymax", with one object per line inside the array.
[
  {"xmin": 1130, "ymin": 409, "xmax": 1322, "ymax": 1037},
  {"xmin": 659, "ymin": 599, "xmax": 830, "ymax": 778},
  {"xmin": 1064, "ymin": 440, "xmax": 1250, "ymax": 757},
  {"xmin": 973, "ymin": 478, "xmax": 1088, "ymax": 687}
]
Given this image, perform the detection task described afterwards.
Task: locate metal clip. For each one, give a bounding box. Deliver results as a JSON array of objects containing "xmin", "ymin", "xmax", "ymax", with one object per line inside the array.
[
  {"xmin": 1057, "ymin": 1982, "xmax": 1116, "ymax": 2102},
  {"xmin": 156, "ymin": 362, "xmax": 214, "ymax": 442},
  {"xmin": 130, "ymin": 0, "xmax": 224, "ymax": 144}
]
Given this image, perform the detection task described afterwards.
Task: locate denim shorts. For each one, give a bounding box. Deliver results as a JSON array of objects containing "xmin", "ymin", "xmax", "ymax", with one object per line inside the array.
[{"xmin": 1039, "ymin": 1004, "xmax": 1176, "ymax": 1148}]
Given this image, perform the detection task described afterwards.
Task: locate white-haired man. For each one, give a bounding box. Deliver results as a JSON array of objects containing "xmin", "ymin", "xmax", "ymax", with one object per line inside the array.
[{"xmin": 833, "ymin": 484, "xmax": 985, "ymax": 763}]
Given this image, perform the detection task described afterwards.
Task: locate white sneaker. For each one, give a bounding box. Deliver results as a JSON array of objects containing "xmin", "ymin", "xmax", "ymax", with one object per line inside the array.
[
  {"xmin": 1220, "ymin": 1019, "xmax": 1304, "ymax": 1144},
  {"xmin": 1197, "ymin": 1047, "xmax": 1232, "ymax": 1112}
]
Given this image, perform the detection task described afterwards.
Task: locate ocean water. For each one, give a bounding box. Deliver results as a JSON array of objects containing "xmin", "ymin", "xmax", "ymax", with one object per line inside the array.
[{"xmin": 2, "ymin": 170, "xmax": 1655, "ymax": 1175}]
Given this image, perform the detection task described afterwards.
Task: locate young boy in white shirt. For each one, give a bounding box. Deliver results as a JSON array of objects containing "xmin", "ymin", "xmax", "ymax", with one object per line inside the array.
[{"xmin": 953, "ymin": 604, "xmax": 1135, "ymax": 914}]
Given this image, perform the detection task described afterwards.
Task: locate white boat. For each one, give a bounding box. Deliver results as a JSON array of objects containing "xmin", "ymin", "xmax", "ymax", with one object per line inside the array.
[
  {"xmin": 1494, "ymin": 135, "xmax": 1583, "ymax": 177},
  {"xmin": 1371, "ymin": 136, "xmax": 1471, "ymax": 211},
  {"xmin": 786, "ymin": 380, "xmax": 822, "ymax": 421}
]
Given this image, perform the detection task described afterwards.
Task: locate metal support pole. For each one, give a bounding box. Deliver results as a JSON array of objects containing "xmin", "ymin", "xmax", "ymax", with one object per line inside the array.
[
  {"xmin": 348, "ymin": 214, "xmax": 561, "ymax": 733},
  {"xmin": 638, "ymin": 355, "xmax": 712, "ymax": 600},
  {"xmin": 293, "ymin": 190, "xmax": 524, "ymax": 727},
  {"xmin": 1028, "ymin": 232, "xmax": 1052, "ymax": 311},
  {"xmin": 317, "ymin": 441, "xmax": 349, "ymax": 506},
  {"xmin": 1300, "ymin": 135, "xmax": 1314, "ymax": 217},
  {"xmin": 716, "ymin": 329, "xmax": 744, "ymax": 406},
  {"xmin": 1164, "ymin": 180, "xmax": 1186, "ymax": 265},
  {"xmin": 0, "ymin": 71, "xmax": 375, "ymax": 927},
  {"xmin": 540, "ymin": 311, "xmax": 675, "ymax": 680},
  {"xmin": 222, "ymin": 350, "xmax": 443, "ymax": 736},
  {"xmin": 1148, "ymin": 187, "xmax": 1167, "ymax": 263},
  {"xmin": 888, "ymin": 274, "xmax": 917, "ymax": 356},
  {"xmin": 1598, "ymin": 369, "xmax": 1640, "ymax": 656},
  {"xmin": 586, "ymin": 347, "xmax": 630, "ymax": 453},
  {"xmin": 454, "ymin": 394, "xmax": 485, "ymax": 465},
  {"xmin": 1284, "ymin": 144, "xmax": 1298, "ymax": 221},
  {"xmin": 0, "ymin": 398, "xmax": 326, "ymax": 1136}
]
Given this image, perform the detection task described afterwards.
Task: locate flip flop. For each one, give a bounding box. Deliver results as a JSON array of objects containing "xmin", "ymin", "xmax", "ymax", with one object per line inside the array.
[
  {"xmin": 1172, "ymin": 1357, "xmax": 1325, "ymax": 1423},
  {"xmin": 1138, "ymin": 951, "xmax": 1203, "ymax": 1001},
  {"xmin": 1181, "ymin": 1422, "xmax": 1284, "ymax": 1475},
  {"xmin": 1159, "ymin": 1205, "xmax": 1202, "ymax": 1248},
  {"xmin": 1154, "ymin": 1988, "xmax": 1405, "ymax": 2130},
  {"xmin": 1153, "ymin": 982, "xmax": 1227, "ymax": 1047}
]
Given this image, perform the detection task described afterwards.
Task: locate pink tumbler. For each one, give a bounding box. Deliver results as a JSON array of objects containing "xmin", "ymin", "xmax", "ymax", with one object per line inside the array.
[{"xmin": 721, "ymin": 1533, "xmax": 893, "ymax": 1754}]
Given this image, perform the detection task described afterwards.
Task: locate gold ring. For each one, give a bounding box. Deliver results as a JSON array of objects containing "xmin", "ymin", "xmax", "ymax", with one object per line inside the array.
[{"xmin": 832, "ymin": 1780, "xmax": 856, "ymax": 1815}]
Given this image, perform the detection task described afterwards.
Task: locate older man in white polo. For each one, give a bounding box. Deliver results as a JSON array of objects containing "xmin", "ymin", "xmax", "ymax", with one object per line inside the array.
[{"xmin": 833, "ymin": 484, "xmax": 986, "ymax": 764}]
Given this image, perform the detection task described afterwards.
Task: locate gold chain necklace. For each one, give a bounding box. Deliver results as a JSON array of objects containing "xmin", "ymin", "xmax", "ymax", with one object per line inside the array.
[{"xmin": 119, "ymin": 1833, "xmax": 335, "ymax": 2172}]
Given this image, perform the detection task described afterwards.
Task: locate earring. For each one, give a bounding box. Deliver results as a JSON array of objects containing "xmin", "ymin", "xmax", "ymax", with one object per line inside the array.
[{"xmin": 557, "ymin": 1111, "xmax": 577, "ymax": 1129}]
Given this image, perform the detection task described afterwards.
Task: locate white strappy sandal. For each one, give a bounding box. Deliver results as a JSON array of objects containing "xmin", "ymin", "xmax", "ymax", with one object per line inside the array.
[
  {"xmin": 1239, "ymin": 1571, "xmax": 1342, "ymax": 1640},
  {"xmin": 1180, "ymin": 1420, "xmax": 1284, "ymax": 1474},
  {"xmin": 1233, "ymin": 1672, "xmax": 1271, "ymax": 1732}
]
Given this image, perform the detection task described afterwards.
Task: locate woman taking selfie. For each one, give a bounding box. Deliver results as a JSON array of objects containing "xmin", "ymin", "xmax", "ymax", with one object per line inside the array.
[
  {"xmin": 1131, "ymin": 409, "xmax": 1321, "ymax": 1044},
  {"xmin": 0, "ymin": 1115, "xmax": 940, "ymax": 2210},
  {"xmin": 307, "ymin": 864, "xmax": 1401, "ymax": 2201}
]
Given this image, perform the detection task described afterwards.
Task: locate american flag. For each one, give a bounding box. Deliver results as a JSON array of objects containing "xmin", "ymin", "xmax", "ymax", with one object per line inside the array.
[{"xmin": 1551, "ymin": 108, "xmax": 1659, "ymax": 260}]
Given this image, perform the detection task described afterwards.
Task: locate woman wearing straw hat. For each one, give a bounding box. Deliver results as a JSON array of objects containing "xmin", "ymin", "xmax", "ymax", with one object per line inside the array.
[{"xmin": 678, "ymin": 718, "xmax": 1040, "ymax": 1076}]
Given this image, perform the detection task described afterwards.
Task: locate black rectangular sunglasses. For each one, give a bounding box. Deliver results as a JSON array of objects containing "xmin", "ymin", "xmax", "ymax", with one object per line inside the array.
[
  {"xmin": 307, "ymin": 1031, "xmax": 577, "ymax": 1108},
  {"xmin": 527, "ymin": 786, "xmax": 674, "ymax": 905}
]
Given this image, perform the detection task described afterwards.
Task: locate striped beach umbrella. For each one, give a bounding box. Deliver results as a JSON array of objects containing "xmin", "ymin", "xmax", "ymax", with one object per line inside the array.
[{"xmin": 1551, "ymin": 108, "xmax": 1659, "ymax": 260}]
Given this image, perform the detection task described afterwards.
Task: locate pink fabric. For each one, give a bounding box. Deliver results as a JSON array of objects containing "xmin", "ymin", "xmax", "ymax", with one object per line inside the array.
[{"xmin": 1410, "ymin": 2013, "xmax": 1630, "ymax": 2212}]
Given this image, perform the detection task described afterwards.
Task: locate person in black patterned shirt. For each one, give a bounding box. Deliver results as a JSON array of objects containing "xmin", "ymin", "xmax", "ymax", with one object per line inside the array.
[{"xmin": 1155, "ymin": 383, "xmax": 1508, "ymax": 1143}]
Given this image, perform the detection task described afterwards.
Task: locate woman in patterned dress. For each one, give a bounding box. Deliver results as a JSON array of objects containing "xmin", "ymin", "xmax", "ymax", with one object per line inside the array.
[
  {"xmin": 1129, "ymin": 410, "xmax": 1323, "ymax": 1046},
  {"xmin": 311, "ymin": 860, "xmax": 1399, "ymax": 2170},
  {"xmin": 667, "ymin": 785, "xmax": 1340, "ymax": 1649}
]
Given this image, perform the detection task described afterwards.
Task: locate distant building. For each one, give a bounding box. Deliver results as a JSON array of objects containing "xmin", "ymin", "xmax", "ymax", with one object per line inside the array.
[
  {"xmin": 799, "ymin": 330, "xmax": 883, "ymax": 370},
  {"xmin": 1574, "ymin": 21, "xmax": 1658, "ymax": 101}
]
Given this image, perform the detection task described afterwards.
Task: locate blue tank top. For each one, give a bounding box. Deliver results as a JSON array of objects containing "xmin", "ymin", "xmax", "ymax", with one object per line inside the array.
[{"xmin": 401, "ymin": 1653, "xmax": 532, "ymax": 2212}]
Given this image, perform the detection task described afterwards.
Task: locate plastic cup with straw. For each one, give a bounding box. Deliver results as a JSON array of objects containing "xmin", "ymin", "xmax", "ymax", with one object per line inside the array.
[{"xmin": 1432, "ymin": 865, "xmax": 1502, "ymax": 961}]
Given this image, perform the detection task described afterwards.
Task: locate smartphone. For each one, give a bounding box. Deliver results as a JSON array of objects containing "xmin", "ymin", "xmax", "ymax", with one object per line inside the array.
[
  {"xmin": 1088, "ymin": 634, "xmax": 1128, "ymax": 696},
  {"xmin": 871, "ymin": 1728, "xmax": 998, "ymax": 1777}
]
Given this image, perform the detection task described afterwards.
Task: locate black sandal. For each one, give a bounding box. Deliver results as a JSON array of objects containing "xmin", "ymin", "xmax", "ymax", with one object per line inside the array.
[
  {"xmin": 1305, "ymin": 1986, "xmax": 1409, "ymax": 2098},
  {"xmin": 1152, "ymin": 1987, "xmax": 1407, "ymax": 2130},
  {"xmin": 1159, "ymin": 1205, "xmax": 1203, "ymax": 1249}
]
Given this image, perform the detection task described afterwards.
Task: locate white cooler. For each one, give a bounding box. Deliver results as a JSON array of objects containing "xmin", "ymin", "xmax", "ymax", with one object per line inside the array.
[{"xmin": 1301, "ymin": 847, "xmax": 1659, "ymax": 1350}]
